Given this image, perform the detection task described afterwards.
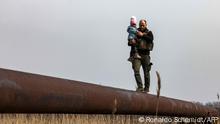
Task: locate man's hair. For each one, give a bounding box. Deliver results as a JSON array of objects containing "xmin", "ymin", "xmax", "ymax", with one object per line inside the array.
[{"xmin": 140, "ymin": 19, "xmax": 147, "ymax": 24}]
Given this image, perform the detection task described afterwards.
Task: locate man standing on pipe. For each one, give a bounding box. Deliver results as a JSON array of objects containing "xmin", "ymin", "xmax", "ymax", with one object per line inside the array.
[{"xmin": 129, "ymin": 19, "xmax": 154, "ymax": 92}]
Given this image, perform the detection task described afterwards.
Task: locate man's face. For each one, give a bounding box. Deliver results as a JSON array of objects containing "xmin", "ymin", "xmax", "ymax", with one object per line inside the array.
[{"xmin": 139, "ymin": 20, "xmax": 147, "ymax": 31}]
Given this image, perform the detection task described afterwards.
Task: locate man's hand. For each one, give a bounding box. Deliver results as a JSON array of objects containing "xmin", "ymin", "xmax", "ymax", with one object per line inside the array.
[
  {"xmin": 137, "ymin": 31, "xmax": 144, "ymax": 37},
  {"xmin": 128, "ymin": 39, "xmax": 136, "ymax": 45},
  {"xmin": 131, "ymin": 39, "xmax": 136, "ymax": 44}
]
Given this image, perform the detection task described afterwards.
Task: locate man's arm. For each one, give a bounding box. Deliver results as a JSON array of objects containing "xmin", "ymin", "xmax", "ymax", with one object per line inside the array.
[
  {"xmin": 137, "ymin": 31, "xmax": 154, "ymax": 42},
  {"xmin": 142, "ymin": 31, "xmax": 154, "ymax": 42}
]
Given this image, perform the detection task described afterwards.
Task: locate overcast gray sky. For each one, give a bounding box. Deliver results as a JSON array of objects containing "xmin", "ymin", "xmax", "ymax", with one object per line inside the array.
[{"xmin": 0, "ymin": 0, "xmax": 219, "ymax": 103}]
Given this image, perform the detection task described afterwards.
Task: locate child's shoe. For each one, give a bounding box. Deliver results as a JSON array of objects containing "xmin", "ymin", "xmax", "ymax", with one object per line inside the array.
[{"xmin": 127, "ymin": 57, "xmax": 134, "ymax": 62}]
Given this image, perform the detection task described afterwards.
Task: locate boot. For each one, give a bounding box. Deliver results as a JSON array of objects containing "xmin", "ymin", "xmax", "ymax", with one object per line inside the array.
[
  {"xmin": 136, "ymin": 87, "xmax": 144, "ymax": 92},
  {"xmin": 127, "ymin": 56, "xmax": 134, "ymax": 62},
  {"xmin": 143, "ymin": 87, "xmax": 149, "ymax": 93}
]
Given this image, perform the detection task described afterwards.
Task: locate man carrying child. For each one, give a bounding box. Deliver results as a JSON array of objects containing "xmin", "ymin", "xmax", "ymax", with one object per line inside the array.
[{"xmin": 127, "ymin": 18, "xmax": 154, "ymax": 92}]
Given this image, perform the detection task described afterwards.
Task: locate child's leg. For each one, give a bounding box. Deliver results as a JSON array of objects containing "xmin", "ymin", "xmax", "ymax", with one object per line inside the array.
[
  {"xmin": 133, "ymin": 39, "xmax": 141, "ymax": 59},
  {"xmin": 133, "ymin": 45, "xmax": 138, "ymax": 54},
  {"xmin": 128, "ymin": 39, "xmax": 135, "ymax": 62},
  {"xmin": 127, "ymin": 46, "xmax": 135, "ymax": 62},
  {"xmin": 130, "ymin": 46, "xmax": 135, "ymax": 57}
]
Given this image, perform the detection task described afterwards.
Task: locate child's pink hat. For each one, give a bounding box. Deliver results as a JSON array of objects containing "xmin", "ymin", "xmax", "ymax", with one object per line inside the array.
[{"xmin": 130, "ymin": 16, "xmax": 137, "ymax": 25}]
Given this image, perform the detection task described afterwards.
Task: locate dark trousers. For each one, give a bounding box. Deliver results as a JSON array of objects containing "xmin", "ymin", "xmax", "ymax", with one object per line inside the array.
[{"xmin": 132, "ymin": 53, "xmax": 152, "ymax": 89}]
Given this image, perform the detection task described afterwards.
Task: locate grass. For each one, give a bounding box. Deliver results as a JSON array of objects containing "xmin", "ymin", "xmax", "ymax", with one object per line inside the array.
[
  {"xmin": 0, "ymin": 114, "xmax": 142, "ymax": 124},
  {"xmin": 155, "ymin": 71, "xmax": 161, "ymax": 119},
  {"xmin": 1, "ymin": 114, "xmax": 219, "ymax": 124}
]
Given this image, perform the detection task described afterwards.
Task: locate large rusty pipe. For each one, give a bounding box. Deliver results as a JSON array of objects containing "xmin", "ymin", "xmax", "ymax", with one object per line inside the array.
[{"xmin": 0, "ymin": 68, "xmax": 218, "ymax": 117}]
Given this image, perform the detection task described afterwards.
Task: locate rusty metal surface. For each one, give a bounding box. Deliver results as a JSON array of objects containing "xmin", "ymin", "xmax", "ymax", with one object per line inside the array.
[{"xmin": 0, "ymin": 68, "xmax": 218, "ymax": 117}]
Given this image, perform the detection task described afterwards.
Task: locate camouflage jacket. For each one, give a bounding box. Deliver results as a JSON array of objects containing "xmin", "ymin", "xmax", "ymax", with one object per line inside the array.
[{"xmin": 136, "ymin": 28, "xmax": 154, "ymax": 52}]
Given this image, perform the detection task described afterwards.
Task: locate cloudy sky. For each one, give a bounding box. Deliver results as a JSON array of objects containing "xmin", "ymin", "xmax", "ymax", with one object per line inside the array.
[{"xmin": 0, "ymin": 0, "xmax": 219, "ymax": 103}]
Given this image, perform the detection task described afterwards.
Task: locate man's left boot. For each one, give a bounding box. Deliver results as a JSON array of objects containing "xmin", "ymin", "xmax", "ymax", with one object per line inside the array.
[
  {"xmin": 136, "ymin": 87, "xmax": 144, "ymax": 92},
  {"xmin": 143, "ymin": 87, "xmax": 149, "ymax": 93}
]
